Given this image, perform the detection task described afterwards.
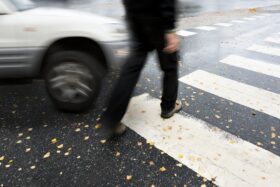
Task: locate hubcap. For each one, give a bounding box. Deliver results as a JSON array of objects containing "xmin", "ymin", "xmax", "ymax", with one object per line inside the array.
[{"xmin": 47, "ymin": 62, "xmax": 94, "ymax": 104}]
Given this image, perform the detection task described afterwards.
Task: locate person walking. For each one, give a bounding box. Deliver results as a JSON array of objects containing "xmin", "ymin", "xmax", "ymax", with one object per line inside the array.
[{"xmin": 99, "ymin": 0, "xmax": 182, "ymax": 137}]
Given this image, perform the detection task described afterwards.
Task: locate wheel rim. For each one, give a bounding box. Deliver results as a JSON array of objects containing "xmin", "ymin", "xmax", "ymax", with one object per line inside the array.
[{"xmin": 47, "ymin": 62, "xmax": 94, "ymax": 104}]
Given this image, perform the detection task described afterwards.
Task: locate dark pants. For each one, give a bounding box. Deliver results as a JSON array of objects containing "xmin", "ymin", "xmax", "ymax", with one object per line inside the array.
[{"xmin": 101, "ymin": 17, "xmax": 179, "ymax": 129}]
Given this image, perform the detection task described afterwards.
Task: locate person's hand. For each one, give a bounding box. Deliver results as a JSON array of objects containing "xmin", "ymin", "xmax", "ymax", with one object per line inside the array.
[{"xmin": 163, "ymin": 32, "xmax": 180, "ymax": 54}]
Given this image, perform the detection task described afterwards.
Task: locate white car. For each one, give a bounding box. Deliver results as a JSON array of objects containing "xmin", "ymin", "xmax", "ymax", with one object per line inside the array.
[{"xmin": 0, "ymin": 0, "xmax": 129, "ymax": 112}]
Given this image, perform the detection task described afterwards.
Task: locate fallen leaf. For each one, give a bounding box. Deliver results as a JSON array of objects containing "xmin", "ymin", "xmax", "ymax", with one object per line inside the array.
[
  {"xmin": 100, "ymin": 140, "xmax": 106, "ymax": 144},
  {"xmin": 149, "ymin": 161, "xmax": 155, "ymax": 166},
  {"xmin": 64, "ymin": 152, "xmax": 70, "ymax": 156},
  {"xmin": 178, "ymin": 154, "xmax": 184, "ymax": 159},
  {"xmin": 56, "ymin": 150, "xmax": 61, "ymax": 154},
  {"xmin": 271, "ymin": 141, "xmax": 276, "ymax": 145},
  {"xmin": 137, "ymin": 142, "xmax": 142, "ymax": 146},
  {"xmin": 77, "ymin": 155, "xmax": 81, "ymax": 159},
  {"xmin": 30, "ymin": 165, "xmax": 36, "ymax": 170},
  {"xmin": 5, "ymin": 164, "xmax": 10, "ymax": 168},
  {"xmin": 159, "ymin": 167, "xmax": 166, "ymax": 172},
  {"xmin": 43, "ymin": 152, "xmax": 51, "ymax": 159},
  {"xmin": 201, "ymin": 184, "xmax": 207, "ymax": 187},
  {"xmin": 51, "ymin": 138, "xmax": 58, "ymax": 144},
  {"xmin": 126, "ymin": 175, "xmax": 133, "ymax": 181},
  {"xmin": 271, "ymin": 126, "xmax": 276, "ymax": 132},
  {"xmin": 116, "ymin": 152, "xmax": 121, "ymax": 157},
  {"xmin": 26, "ymin": 136, "xmax": 31, "ymax": 140},
  {"xmin": 28, "ymin": 128, "xmax": 33, "ymax": 132},
  {"xmin": 84, "ymin": 124, "xmax": 89, "ymax": 128},
  {"xmin": 95, "ymin": 124, "xmax": 102, "ymax": 129},
  {"xmin": 16, "ymin": 140, "xmax": 22, "ymax": 144},
  {"xmin": 176, "ymin": 163, "xmax": 183, "ymax": 167},
  {"xmin": 257, "ymin": 142, "xmax": 263, "ymax": 146},
  {"xmin": 229, "ymin": 140, "xmax": 236, "ymax": 144},
  {"xmin": 25, "ymin": 148, "xmax": 31, "ymax": 152},
  {"xmin": 57, "ymin": 144, "xmax": 64, "ymax": 149},
  {"xmin": 18, "ymin": 133, "xmax": 23, "ymax": 137},
  {"xmin": 147, "ymin": 140, "xmax": 154, "ymax": 146},
  {"xmin": 18, "ymin": 168, "xmax": 22, "ymax": 171},
  {"xmin": 75, "ymin": 128, "xmax": 81, "ymax": 132},
  {"xmin": 84, "ymin": 136, "xmax": 90, "ymax": 141},
  {"xmin": 0, "ymin": 156, "xmax": 4, "ymax": 161},
  {"xmin": 271, "ymin": 133, "xmax": 276, "ymax": 139},
  {"xmin": 214, "ymin": 114, "xmax": 221, "ymax": 119}
]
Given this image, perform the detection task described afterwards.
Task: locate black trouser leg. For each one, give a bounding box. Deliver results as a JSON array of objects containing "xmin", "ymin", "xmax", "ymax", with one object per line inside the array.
[
  {"xmin": 157, "ymin": 50, "xmax": 179, "ymax": 112},
  {"xmin": 101, "ymin": 50, "xmax": 148, "ymax": 129}
]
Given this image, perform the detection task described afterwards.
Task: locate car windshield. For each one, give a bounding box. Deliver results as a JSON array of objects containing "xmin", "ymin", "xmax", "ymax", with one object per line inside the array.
[{"xmin": 9, "ymin": 0, "xmax": 35, "ymax": 11}]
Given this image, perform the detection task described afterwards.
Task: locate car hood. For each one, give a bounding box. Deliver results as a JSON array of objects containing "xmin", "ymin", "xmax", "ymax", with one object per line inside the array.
[{"xmin": 24, "ymin": 7, "xmax": 121, "ymax": 24}]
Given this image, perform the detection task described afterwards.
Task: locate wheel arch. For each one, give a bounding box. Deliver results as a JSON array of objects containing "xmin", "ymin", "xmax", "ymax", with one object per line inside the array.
[{"xmin": 40, "ymin": 37, "xmax": 109, "ymax": 76}]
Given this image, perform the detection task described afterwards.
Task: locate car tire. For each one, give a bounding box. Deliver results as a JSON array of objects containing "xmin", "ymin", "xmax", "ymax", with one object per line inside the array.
[{"xmin": 44, "ymin": 50, "xmax": 105, "ymax": 112}]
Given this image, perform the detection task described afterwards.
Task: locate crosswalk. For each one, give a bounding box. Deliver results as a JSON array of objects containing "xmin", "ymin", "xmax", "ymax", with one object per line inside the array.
[{"xmin": 124, "ymin": 14, "xmax": 280, "ymax": 186}]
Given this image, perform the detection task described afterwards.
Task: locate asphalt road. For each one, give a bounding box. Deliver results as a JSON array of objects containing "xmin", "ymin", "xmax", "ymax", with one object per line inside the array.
[{"xmin": 1, "ymin": 2, "xmax": 280, "ymax": 187}]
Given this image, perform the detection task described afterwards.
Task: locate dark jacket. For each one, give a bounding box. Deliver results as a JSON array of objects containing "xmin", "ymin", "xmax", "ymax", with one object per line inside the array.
[{"xmin": 122, "ymin": 0, "xmax": 177, "ymax": 31}]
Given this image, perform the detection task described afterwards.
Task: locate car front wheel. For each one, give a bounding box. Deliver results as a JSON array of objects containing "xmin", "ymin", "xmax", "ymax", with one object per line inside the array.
[{"xmin": 44, "ymin": 50, "xmax": 104, "ymax": 112}]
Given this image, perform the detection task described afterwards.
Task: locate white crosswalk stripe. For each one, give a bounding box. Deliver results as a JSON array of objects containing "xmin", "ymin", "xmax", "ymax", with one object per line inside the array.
[
  {"xmin": 123, "ymin": 94, "xmax": 280, "ymax": 187},
  {"xmin": 177, "ymin": 30, "xmax": 197, "ymax": 37},
  {"xmin": 231, "ymin": 20, "xmax": 246, "ymax": 23},
  {"xmin": 220, "ymin": 55, "xmax": 280, "ymax": 79},
  {"xmin": 195, "ymin": 26, "xmax": 217, "ymax": 31},
  {"xmin": 265, "ymin": 37, "xmax": 280, "ymax": 44},
  {"xmin": 214, "ymin": 23, "xmax": 233, "ymax": 27},
  {"xmin": 179, "ymin": 70, "xmax": 280, "ymax": 119},
  {"xmin": 243, "ymin": 17, "xmax": 256, "ymax": 21},
  {"xmin": 248, "ymin": 44, "xmax": 280, "ymax": 57}
]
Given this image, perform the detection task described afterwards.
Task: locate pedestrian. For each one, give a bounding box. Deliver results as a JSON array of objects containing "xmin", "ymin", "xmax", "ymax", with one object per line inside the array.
[{"xmin": 99, "ymin": 0, "xmax": 182, "ymax": 138}]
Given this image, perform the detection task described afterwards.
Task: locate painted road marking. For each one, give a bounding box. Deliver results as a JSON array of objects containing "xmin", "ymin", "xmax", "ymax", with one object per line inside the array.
[
  {"xmin": 253, "ymin": 15, "xmax": 266, "ymax": 19},
  {"xmin": 220, "ymin": 55, "xmax": 280, "ymax": 79},
  {"xmin": 179, "ymin": 70, "xmax": 280, "ymax": 119},
  {"xmin": 265, "ymin": 37, "xmax": 280, "ymax": 44},
  {"xmin": 177, "ymin": 30, "xmax": 197, "ymax": 37},
  {"xmin": 196, "ymin": 26, "xmax": 217, "ymax": 31},
  {"xmin": 248, "ymin": 44, "xmax": 280, "ymax": 57},
  {"xmin": 123, "ymin": 94, "xmax": 280, "ymax": 187},
  {"xmin": 231, "ymin": 20, "xmax": 245, "ymax": 23},
  {"xmin": 243, "ymin": 17, "xmax": 256, "ymax": 21},
  {"xmin": 214, "ymin": 23, "xmax": 233, "ymax": 27}
]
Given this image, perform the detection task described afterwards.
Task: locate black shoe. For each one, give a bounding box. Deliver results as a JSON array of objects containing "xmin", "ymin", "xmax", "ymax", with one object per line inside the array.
[{"xmin": 161, "ymin": 100, "xmax": 182, "ymax": 119}]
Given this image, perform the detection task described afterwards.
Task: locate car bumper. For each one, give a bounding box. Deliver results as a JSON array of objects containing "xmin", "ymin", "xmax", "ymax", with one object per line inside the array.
[{"xmin": 100, "ymin": 40, "xmax": 130, "ymax": 70}]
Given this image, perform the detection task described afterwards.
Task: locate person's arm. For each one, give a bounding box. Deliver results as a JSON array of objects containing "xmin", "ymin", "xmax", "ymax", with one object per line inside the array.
[{"xmin": 160, "ymin": 0, "xmax": 180, "ymax": 54}]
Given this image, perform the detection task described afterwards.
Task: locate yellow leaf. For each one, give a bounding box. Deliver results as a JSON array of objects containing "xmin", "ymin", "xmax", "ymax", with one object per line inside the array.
[
  {"xmin": 116, "ymin": 152, "xmax": 121, "ymax": 157},
  {"xmin": 271, "ymin": 132, "xmax": 276, "ymax": 139},
  {"xmin": 43, "ymin": 152, "xmax": 50, "ymax": 159},
  {"xmin": 271, "ymin": 141, "xmax": 276, "ymax": 145},
  {"xmin": 84, "ymin": 136, "xmax": 90, "ymax": 141},
  {"xmin": 18, "ymin": 133, "xmax": 23, "ymax": 137},
  {"xmin": 229, "ymin": 140, "xmax": 236, "ymax": 144},
  {"xmin": 95, "ymin": 124, "xmax": 102, "ymax": 129},
  {"xmin": 201, "ymin": 184, "xmax": 207, "ymax": 187},
  {"xmin": 126, "ymin": 175, "xmax": 132, "ymax": 181},
  {"xmin": 0, "ymin": 156, "xmax": 4, "ymax": 161},
  {"xmin": 147, "ymin": 140, "xmax": 154, "ymax": 146},
  {"xmin": 28, "ymin": 128, "xmax": 33, "ymax": 132},
  {"xmin": 149, "ymin": 161, "xmax": 155, "ymax": 166},
  {"xmin": 100, "ymin": 139, "xmax": 106, "ymax": 144},
  {"xmin": 25, "ymin": 148, "xmax": 31, "ymax": 152},
  {"xmin": 159, "ymin": 167, "xmax": 166, "ymax": 172},
  {"xmin": 178, "ymin": 154, "xmax": 184, "ymax": 159},
  {"xmin": 75, "ymin": 128, "xmax": 81, "ymax": 132},
  {"xmin": 51, "ymin": 138, "xmax": 57, "ymax": 144},
  {"xmin": 57, "ymin": 144, "xmax": 64, "ymax": 149}
]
